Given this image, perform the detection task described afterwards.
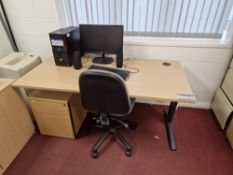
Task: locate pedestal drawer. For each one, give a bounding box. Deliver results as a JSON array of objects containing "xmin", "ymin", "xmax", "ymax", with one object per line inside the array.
[
  {"xmin": 29, "ymin": 99, "xmax": 69, "ymax": 115},
  {"xmin": 28, "ymin": 90, "xmax": 87, "ymax": 139},
  {"xmin": 222, "ymin": 68, "xmax": 233, "ymax": 104},
  {"xmin": 226, "ymin": 119, "xmax": 233, "ymax": 149},
  {"xmin": 211, "ymin": 88, "xmax": 233, "ymax": 129},
  {"xmin": 34, "ymin": 113, "xmax": 74, "ymax": 139}
]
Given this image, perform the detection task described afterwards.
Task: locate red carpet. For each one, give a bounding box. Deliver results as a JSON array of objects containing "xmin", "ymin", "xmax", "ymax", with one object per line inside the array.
[{"xmin": 4, "ymin": 103, "xmax": 233, "ymax": 175}]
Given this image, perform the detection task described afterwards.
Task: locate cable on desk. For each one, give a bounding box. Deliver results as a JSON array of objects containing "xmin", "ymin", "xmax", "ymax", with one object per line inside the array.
[
  {"xmin": 123, "ymin": 58, "xmax": 140, "ymax": 73},
  {"xmin": 108, "ymin": 57, "xmax": 140, "ymax": 73}
]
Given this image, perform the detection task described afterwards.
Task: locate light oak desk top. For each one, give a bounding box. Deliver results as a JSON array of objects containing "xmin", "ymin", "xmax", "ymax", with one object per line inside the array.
[
  {"xmin": 12, "ymin": 57, "xmax": 195, "ymax": 103},
  {"xmin": 0, "ymin": 78, "xmax": 15, "ymax": 91},
  {"xmin": 12, "ymin": 57, "xmax": 195, "ymax": 150}
]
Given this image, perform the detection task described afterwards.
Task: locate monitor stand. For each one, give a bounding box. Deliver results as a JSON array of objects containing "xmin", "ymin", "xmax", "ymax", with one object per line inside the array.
[{"xmin": 92, "ymin": 53, "xmax": 113, "ymax": 64}]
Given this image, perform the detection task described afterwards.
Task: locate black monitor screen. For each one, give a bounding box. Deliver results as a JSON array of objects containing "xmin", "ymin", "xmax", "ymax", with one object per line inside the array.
[{"xmin": 79, "ymin": 25, "xmax": 123, "ymax": 54}]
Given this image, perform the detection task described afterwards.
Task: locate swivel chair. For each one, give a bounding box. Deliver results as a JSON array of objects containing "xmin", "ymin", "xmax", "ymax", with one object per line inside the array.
[{"xmin": 79, "ymin": 69, "xmax": 136, "ymax": 158}]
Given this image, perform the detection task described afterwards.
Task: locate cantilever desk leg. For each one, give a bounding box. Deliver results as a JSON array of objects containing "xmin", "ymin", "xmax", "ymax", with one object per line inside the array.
[{"xmin": 164, "ymin": 101, "xmax": 178, "ymax": 151}]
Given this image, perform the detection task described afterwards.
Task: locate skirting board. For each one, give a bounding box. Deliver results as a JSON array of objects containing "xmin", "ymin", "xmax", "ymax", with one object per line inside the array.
[{"xmin": 136, "ymin": 99, "xmax": 211, "ymax": 109}]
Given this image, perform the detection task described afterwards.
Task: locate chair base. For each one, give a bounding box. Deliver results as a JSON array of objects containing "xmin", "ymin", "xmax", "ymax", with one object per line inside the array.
[
  {"xmin": 91, "ymin": 127, "xmax": 132, "ymax": 158},
  {"xmin": 87, "ymin": 119, "xmax": 137, "ymax": 159}
]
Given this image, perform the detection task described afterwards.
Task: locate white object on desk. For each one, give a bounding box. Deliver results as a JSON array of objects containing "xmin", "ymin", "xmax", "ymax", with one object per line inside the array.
[
  {"xmin": 0, "ymin": 52, "xmax": 42, "ymax": 119},
  {"xmin": 0, "ymin": 52, "xmax": 42, "ymax": 79}
]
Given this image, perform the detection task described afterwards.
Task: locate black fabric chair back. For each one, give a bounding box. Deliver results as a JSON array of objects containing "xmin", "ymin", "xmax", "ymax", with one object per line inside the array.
[{"xmin": 79, "ymin": 69, "xmax": 131, "ymax": 115}]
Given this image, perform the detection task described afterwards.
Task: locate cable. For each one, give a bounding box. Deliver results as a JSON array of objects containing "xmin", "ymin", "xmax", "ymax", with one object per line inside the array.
[
  {"xmin": 84, "ymin": 56, "xmax": 140, "ymax": 74},
  {"xmin": 124, "ymin": 64, "xmax": 140, "ymax": 73},
  {"xmin": 123, "ymin": 58, "xmax": 140, "ymax": 73}
]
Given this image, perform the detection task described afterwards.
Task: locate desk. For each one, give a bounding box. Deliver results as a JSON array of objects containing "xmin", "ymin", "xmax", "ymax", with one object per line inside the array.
[
  {"xmin": 0, "ymin": 78, "xmax": 34, "ymax": 175},
  {"xmin": 12, "ymin": 57, "xmax": 195, "ymax": 150}
]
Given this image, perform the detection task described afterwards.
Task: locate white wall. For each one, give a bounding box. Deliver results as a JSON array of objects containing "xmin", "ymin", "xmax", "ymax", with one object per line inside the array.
[
  {"xmin": 2, "ymin": 0, "xmax": 59, "ymax": 59},
  {"xmin": 2, "ymin": 0, "xmax": 233, "ymax": 108},
  {"xmin": 0, "ymin": 20, "xmax": 13, "ymax": 57}
]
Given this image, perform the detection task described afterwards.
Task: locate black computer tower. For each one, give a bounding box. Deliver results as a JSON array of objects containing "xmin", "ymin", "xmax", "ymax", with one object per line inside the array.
[{"xmin": 49, "ymin": 27, "xmax": 81, "ymax": 66}]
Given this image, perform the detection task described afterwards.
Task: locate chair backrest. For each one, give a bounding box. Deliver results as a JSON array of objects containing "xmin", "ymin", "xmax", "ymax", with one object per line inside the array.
[{"xmin": 79, "ymin": 69, "xmax": 131, "ymax": 115}]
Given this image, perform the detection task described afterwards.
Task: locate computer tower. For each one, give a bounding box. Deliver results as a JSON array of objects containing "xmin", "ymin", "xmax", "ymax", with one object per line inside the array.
[{"xmin": 49, "ymin": 27, "xmax": 81, "ymax": 66}]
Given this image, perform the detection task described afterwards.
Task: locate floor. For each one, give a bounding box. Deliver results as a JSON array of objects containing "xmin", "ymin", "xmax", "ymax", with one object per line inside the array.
[{"xmin": 4, "ymin": 103, "xmax": 233, "ymax": 175}]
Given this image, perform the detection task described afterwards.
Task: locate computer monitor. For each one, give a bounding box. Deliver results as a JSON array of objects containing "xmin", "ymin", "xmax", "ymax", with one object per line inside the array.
[{"xmin": 79, "ymin": 25, "xmax": 123, "ymax": 66}]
